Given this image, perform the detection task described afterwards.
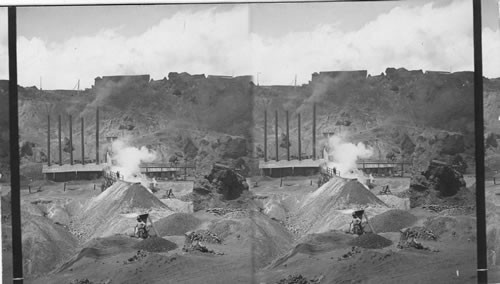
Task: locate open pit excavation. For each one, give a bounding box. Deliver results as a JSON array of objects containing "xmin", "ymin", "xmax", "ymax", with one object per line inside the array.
[{"xmin": 0, "ymin": 65, "xmax": 487, "ymax": 284}]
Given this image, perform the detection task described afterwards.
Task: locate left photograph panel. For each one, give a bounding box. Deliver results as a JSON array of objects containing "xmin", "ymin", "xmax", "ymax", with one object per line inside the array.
[
  {"xmin": 6, "ymin": 5, "xmax": 255, "ymax": 283},
  {"xmin": 1, "ymin": 6, "xmax": 10, "ymax": 284}
]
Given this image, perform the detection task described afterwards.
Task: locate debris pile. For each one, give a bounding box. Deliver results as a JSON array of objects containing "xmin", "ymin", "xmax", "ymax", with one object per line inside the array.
[
  {"xmin": 369, "ymin": 210, "xmax": 417, "ymax": 233},
  {"xmin": 397, "ymin": 228, "xmax": 437, "ymax": 251},
  {"xmin": 347, "ymin": 233, "xmax": 392, "ymax": 249},
  {"xmin": 276, "ymin": 274, "xmax": 322, "ymax": 284},
  {"xmin": 184, "ymin": 230, "xmax": 222, "ymax": 244},
  {"xmin": 132, "ymin": 236, "xmax": 177, "ymax": 253},
  {"xmin": 399, "ymin": 227, "xmax": 437, "ymax": 241},
  {"xmin": 205, "ymin": 207, "xmax": 245, "ymax": 216},
  {"xmin": 182, "ymin": 231, "xmax": 223, "ymax": 254},
  {"xmin": 338, "ymin": 246, "xmax": 362, "ymax": 261},
  {"xmin": 182, "ymin": 240, "xmax": 223, "ymax": 255},
  {"xmin": 126, "ymin": 250, "xmax": 149, "ymax": 263},
  {"xmin": 422, "ymin": 204, "xmax": 475, "ymax": 215},
  {"xmin": 153, "ymin": 213, "xmax": 202, "ymax": 236}
]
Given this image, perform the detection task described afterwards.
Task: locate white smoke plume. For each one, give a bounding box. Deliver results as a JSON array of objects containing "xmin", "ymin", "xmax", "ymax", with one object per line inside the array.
[
  {"xmin": 325, "ymin": 135, "xmax": 373, "ymax": 181},
  {"xmin": 109, "ymin": 139, "xmax": 156, "ymax": 188}
]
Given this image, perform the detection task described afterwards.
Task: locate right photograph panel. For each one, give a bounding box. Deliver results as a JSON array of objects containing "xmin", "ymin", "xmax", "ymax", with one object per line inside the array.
[
  {"xmin": 484, "ymin": 0, "xmax": 500, "ymax": 282},
  {"xmin": 249, "ymin": 0, "xmax": 480, "ymax": 282}
]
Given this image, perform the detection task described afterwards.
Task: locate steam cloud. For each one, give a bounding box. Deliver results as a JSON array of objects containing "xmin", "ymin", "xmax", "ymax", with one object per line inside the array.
[
  {"xmin": 110, "ymin": 139, "xmax": 156, "ymax": 187},
  {"xmin": 325, "ymin": 135, "xmax": 373, "ymax": 179}
]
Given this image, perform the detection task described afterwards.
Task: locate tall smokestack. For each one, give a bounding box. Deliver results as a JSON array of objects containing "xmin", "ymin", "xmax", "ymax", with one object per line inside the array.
[
  {"xmin": 264, "ymin": 110, "xmax": 267, "ymax": 162},
  {"xmin": 298, "ymin": 113, "xmax": 301, "ymax": 161},
  {"xmin": 286, "ymin": 110, "xmax": 290, "ymax": 161},
  {"xmin": 313, "ymin": 103, "xmax": 316, "ymax": 160},
  {"xmin": 58, "ymin": 114, "xmax": 62, "ymax": 166},
  {"xmin": 275, "ymin": 110, "xmax": 279, "ymax": 161},
  {"xmin": 96, "ymin": 107, "xmax": 99, "ymax": 164},
  {"xmin": 81, "ymin": 117, "xmax": 85, "ymax": 165},
  {"xmin": 69, "ymin": 115, "xmax": 73, "ymax": 165},
  {"xmin": 47, "ymin": 115, "xmax": 50, "ymax": 166}
]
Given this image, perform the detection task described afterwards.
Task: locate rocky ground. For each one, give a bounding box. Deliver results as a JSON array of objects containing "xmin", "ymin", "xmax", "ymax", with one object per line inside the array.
[
  {"xmin": 0, "ymin": 162, "xmax": 480, "ymax": 284},
  {"xmin": 1, "ymin": 68, "xmax": 497, "ymax": 283}
]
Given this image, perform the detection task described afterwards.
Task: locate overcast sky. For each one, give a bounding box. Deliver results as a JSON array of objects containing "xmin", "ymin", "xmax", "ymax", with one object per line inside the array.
[{"xmin": 0, "ymin": 0, "xmax": 499, "ymax": 89}]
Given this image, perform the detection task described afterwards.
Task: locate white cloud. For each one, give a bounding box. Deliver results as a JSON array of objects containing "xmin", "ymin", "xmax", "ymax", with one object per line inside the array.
[
  {"xmin": 16, "ymin": 6, "xmax": 251, "ymax": 89},
  {"xmin": 252, "ymin": 0, "xmax": 478, "ymax": 85},
  {"xmin": 5, "ymin": 0, "xmax": 500, "ymax": 88},
  {"xmin": 483, "ymin": 27, "xmax": 500, "ymax": 78},
  {"xmin": 0, "ymin": 8, "xmax": 8, "ymax": 80}
]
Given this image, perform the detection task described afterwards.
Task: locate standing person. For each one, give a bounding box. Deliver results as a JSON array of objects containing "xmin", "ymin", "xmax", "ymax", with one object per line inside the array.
[{"xmin": 116, "ymin": 171, "xmax": 120, "ymax": 180}]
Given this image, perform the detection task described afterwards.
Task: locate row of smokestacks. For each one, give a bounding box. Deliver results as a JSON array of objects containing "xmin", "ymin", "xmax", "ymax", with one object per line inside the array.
[
  {"xmin": 263, "ymin": 103, "xmax": 316, "ymax": 162},
  {"xmin": 47, "ymin": 108, "xmax": 100, "ymax": 166}
]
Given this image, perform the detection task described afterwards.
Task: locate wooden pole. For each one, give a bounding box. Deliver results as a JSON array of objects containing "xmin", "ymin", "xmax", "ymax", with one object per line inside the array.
[
  {"xmin": 58, "ymin": 114, "xmax": 62, "ymax": 165},
  {"xmin": 286, "ymin": 110, "xmax": 290, "ymax": 161},
  {"xmin": 69, "ymin": 114, "xmax": 73, "ymax": 165},
  {"xmin": 275, "ymin": 110, "xmax": 279, "ymax": 161},
  {"xmin": 264, "ymin": 110, "xmax": 267, "ymax": 162},
  {"xmin": 81, "ymin": 117, "xmax": 85, "ymax": 165},
  {"xmin": 298, "ymin": 113, "xmax": 301, "ymax": 161},
  {"xmin": 96, "ymin": 107, "xmax": 99, "ymax": 164},
  {"xmin": 47, "ymin": 115, "xmax": 51, "ymax": 166},
  {"xmin": 312, "ymin": 103, "xmax": 316, "ymax": 160}
]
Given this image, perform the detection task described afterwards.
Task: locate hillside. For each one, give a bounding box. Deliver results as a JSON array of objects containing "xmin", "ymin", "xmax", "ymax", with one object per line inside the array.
[
  {"xmin": 1, "ymin": 68, "xmax": 499, "ymax": 177},
  {"xmin": 254, "ymin": 68, "xmax": 478, "ymax": 173}
]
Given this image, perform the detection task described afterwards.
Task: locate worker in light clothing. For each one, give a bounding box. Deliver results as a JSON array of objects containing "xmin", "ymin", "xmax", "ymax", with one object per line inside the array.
[
  {"xmin": 350, "ymin": 212, "xmax": 363, "ymax": 235},
  {"xmin": 134, "ymin": 216, "xmax": 148, "ymax": 239}
]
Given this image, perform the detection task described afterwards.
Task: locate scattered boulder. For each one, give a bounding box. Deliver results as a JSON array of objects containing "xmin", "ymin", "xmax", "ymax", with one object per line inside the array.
[
  {"xmin": 205, "ymin": 164, "xmax": 249, "ymax": 200},
  {"xmin": 409, "ymin": 160, "xmax": 467, "ymax": 208}
]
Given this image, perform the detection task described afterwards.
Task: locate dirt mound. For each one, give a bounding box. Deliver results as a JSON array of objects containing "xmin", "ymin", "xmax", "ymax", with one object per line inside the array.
[
  {"xmin": 208, "ymin": 212, "xmax": 294, "ymax": 267},
  {"xmin": 73, "ymin": 181, "xmax": 172, "ymax": 239},
  {"xmin": 293, "ymin": 178, "xmax": 387, "ymax": 234},
  {"xmin": 153, "ymin": 213, "xmax": 202, "ymax": 236},
  {"xmin": 302, "ymin": 178, "xmax": 387, "ymax": 210},
  {"xmin": 347, "ymin": 233, "xmax": 392, "ymax": 249},
  {"xmin": 269, "ymin": 231, "xmax": 354, "ymax": 268},
  {"xmin": 22, "ymin": 214, "xmax": 78, "ymax": 277},
  {"xmin": 132, "ymin": 236, "xmax": 177, "ymax": 252},
  {"xmin": 369, "ymin": 210, "xmax": 418, "ymax": 233}
]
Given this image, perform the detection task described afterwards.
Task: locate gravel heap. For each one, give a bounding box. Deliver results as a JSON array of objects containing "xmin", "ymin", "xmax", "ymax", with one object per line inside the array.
[
  {"xmin": 369, "ymin": 209, "xmax": 418, "ymax": 233},
  {"xmin": 132, "ymin": 236, "xmax": 177, "ymax": 252},
  {"xmin": 347, "ymin": 233, "xmax": 392, "ymax": 249},
  {"xmin": 185, "ymin": 230, "xmax": 222, "ymax": 244},
  {"xmin": 154, "ymin": 213, "xmax": 202, "ymax": 236},
  {"xmin": 276, "ymin": 274, "xmax": 321, "ymax": 284},
  {"xmin": 126, "ymin": 250, "xmax": 149, "ymax": 263}
]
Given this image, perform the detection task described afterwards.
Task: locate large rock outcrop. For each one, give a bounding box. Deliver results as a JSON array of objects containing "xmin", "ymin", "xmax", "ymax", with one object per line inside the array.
[{"xmin": 409, "ymin": 161, "xmax": 467, "ymax": 208}]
